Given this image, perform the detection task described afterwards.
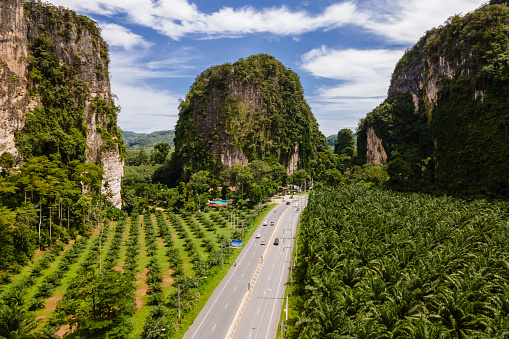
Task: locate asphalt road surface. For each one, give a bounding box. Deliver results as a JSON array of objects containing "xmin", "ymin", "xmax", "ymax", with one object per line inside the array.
[{"xmin": 184, "ymin": 196, "xmax": 306, "ymax": 339}]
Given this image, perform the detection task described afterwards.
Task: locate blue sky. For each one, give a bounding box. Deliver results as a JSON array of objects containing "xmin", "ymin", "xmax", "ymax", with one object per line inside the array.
[{"xmin": 49, "ymin": 0, "xmax": 485, "ymax": 136}]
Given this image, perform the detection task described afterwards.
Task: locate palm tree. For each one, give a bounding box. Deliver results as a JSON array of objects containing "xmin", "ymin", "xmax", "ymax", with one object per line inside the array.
[{"xmin": 0, "ymin": 302, "xmax": 39, "ymax": 339}]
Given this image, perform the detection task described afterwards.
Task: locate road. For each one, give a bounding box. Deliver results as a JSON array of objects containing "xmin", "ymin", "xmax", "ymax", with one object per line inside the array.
[
  {"xmin": 184, "ymin": 196, "xmax": 306, "ymax": 339},
  {"xmin": 232, "ymin": 196, "xmax": 306, "ymax": 339}
]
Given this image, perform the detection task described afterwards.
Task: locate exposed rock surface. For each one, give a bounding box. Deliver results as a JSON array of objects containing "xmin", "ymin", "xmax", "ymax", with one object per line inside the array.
[
  {"xmin": 0, "ymin": 0, "xmax": 123, "ymax": 207},
  {"xmin": 0, "ymin": 0, "xmax": 28, "ymax": 162},
  {"xmin": 365, "ymin": 126, "xmax": 387, "ymax": 165}
]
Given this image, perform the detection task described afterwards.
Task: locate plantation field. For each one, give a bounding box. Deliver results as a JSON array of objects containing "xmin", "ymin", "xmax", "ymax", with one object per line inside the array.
[
  {"xmin": 287, "ymin": 185, "xmax": 509, "ymax": 338},
  {"xmin": 0, "ymin": 205, "xmax": 272, "ymax": 338}
]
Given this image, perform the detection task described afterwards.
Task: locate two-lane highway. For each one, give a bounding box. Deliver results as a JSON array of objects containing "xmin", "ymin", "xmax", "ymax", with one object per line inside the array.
[{"xmin": 184, "ymin": 199, "xmax": 301, "ymax": 339}]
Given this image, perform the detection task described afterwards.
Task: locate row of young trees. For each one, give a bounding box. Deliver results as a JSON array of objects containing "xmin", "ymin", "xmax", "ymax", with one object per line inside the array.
[
  {"xmin": 288, "ymin": 185, "xmax": 509, "ymax": 338},
  {"xmin": 0, "ymin": 153, "xmax": 119, "ymax": 270}
]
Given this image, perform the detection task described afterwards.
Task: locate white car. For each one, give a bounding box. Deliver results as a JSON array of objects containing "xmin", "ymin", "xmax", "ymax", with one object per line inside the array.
[
  {"xmin": 255, "ymin": 233, "xmax": 261, "ymax": 238},
  {"xmin": 263, "ymin": 221, "xmax": 268, "ymax": 226},
  {"xmin": 261, "ymin": 240, "xmax": 266, "ymax": 245}
]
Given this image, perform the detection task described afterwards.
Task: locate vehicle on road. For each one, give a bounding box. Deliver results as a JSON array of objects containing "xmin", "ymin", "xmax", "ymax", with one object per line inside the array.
[
  {"xmin": 255, "ymin": 233, "xmax": 261, "ymax": 238},
  {"xmin": 273, "ymin": 208, "xmax": 277, "ymax": 212},
  {"xmin": 263, "ymin": 221, "xmax": 267, "ymax": 226},
  {"xmin": 286, "ymin": 201, "xmax": 290, "ymax": 205},
  {"xmin": 270, "ymin": 221, "xmax": 275, "ymax": 226},
  {"xmin": 261, "ymin": 240, "xmax": 266, "ymax": 245},
  {"xmin": 274, "ymin": 238, "xmax": 279, "ymax": 245}
]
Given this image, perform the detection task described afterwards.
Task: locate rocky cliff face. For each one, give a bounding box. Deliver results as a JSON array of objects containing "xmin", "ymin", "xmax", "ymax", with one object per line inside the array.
[
  {"xmin": 0, "ymin": 0, "xmax": 28, "ymax": 162},
  {"xmin": 171, "ymin": 54, "xmax": 328, "ymax": 182},
  {"xmin": 358, "ymin": 3, "xmax": 509, "ymax": 194},
  {"xmin": 365, "ymin": 126, "xmax": 387, "ymax": 165},
  {"xmin": 0, "ymin": 0, "xmax": 123, "ymax": 207}
]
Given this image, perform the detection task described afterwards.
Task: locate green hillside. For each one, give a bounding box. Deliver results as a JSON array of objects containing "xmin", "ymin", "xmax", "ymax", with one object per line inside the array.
[{"xmin": 122, "ymin": 130, "xmax": 175, "ymax": 148}]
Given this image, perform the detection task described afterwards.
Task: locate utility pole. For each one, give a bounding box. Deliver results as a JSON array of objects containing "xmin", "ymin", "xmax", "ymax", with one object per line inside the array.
[
  {"xmin": 228, "ymin": 239, "xmax": 231, "ymax": 264},
  {"xmin": 221, "ymin": 242, "xmax": 224, "ymax": 272}
]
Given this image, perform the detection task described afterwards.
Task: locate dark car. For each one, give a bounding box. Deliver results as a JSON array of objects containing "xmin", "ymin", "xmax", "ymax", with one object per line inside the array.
[
  {"xmin": 286, "ymin": 201, "xmax": 290, "ymax": 205},
  {"xmin": 274, "ymin": 238, "xmax": 279, "ymax": 245}
]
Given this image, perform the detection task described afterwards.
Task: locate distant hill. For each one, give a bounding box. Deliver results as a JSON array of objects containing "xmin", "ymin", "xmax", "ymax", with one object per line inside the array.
[
  {"xmin": 326, "ymin": 134, "xmax": 337, "ymax": 147},
  {"xmin": 122, "ymin": 130, "xmax": 175, "ymax": 148}
]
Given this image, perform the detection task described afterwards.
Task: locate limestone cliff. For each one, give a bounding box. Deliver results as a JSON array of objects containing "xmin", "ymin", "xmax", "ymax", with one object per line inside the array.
[
  {"xmin": 358, "ymin": 2, "xmax": 509, "ymax": 194},
  {"xmin": 0, "ymin": 0, "xmax": 123, "ymax": 207},
  {"xmin": 170, "ymin": 54, "xmax": 328, "ymax": 182},
  {"xmin": 0, "ymin": 0, "xmax": 28, "ymax": 162}
]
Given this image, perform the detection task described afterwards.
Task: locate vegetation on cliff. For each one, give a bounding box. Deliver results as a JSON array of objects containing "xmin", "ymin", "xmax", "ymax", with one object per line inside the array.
[
  {"xmin": 17, "ymin": 1, "xmax": 123, "ymax": 160},
  {"xmin": 165, "ymin": 54, "xmax": 330, "ymax": 186},
  {"xmin": 1, "ymin": 1, "xmax": 122, "ymax": 272},
  {"xmin": 357, "ymin": 2, "xmax": 509, "ymax": 196}
]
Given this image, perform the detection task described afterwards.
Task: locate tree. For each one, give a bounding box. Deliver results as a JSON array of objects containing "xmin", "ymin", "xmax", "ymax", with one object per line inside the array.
[
  {"xmin": 151, "ymin": 143, "xmax": 171, "ymax": 165},
  {"xmin": 137, "ymin": 148, "xmax": 150, "ymax": 166},
  {"xmin": 324, "ymin": 168, "xmax": 343, "ymax": 187},
  {"xmin": 57, "ymin": 269, "xmax": 135, "ymax": 337},
  {"xmin": 0, "ymin": 152, "xmax": 15, "ymax": 175},
  {"xmin": 0, "ymin": 293, "xmax": 39, "ymax": 339},
  {"xmin": 249, "ymin": 183, "xmax": 263, "ymax": 203},
  {"xmin": 248, "ymin": 160, "xmax": 271, "ymax": 184},
  {"xmin": 334, "ymin": 129, "xmax": 356, "ymax": 156}
]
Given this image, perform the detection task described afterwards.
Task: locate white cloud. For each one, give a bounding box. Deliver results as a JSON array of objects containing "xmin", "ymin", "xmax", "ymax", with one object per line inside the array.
[
  {"xmin": 302, "ymin": 47, "xmax": 404, "ymax": 98},
  {"xmin": 49, "ymin": 0, "xmax": 364, "ymax": 40},
  {"xmin": 358, "ymin": 0, "xmax": 484, "ymax": 43},
  {"xmin": 100, "ymin": 23, "xmax": 152, "ymax": 50},
  {"xmin": 301, "ymin": 47, "xmax": 405, "ymax": 133},
  {"xmin": 49, "ymin": 0, "xmax": 483, "ymax": 43},
  {"xmin": 113, "ymin": 82, "xmax": 182, "ymax": 133}
]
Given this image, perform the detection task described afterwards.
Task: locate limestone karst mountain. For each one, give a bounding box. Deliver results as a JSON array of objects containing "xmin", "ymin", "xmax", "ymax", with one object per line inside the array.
[
  {"xmin": 357, "ymin": 2, "xmax": 509, "ymax": 195},
  {"xmin": 166, "ymin": 54, "xmax": 330, "ymax": 184},
  {"xmin": 0, "ymin": 0, "xmax": 123, "ymax": 206}
]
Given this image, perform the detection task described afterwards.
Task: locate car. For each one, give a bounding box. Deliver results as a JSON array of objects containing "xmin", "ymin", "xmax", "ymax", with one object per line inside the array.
[
  {"xmin": 255, "ymin": 233, "xmax": 261, "ymax": 238},
  {"xmin": 273, "ymin": 208, "xmax": 278, "ymax": 212},
  {"xmin": 263, "ymin": 221, "xmax": 267, "ymax": 226},
  {"xmin": 261, "ymin": 240, "xmax": 266, "ymax": 245},
  {"xmin": 273, "ymin": 238, "xmax": 279, "ymax": 245},
  {"xmin": 286, "ymin": 201, "xmax": 290, "ymax": 205},
  {"xmin": 270, "ymin": 221, "xmax": 275, "ymax": 226}
]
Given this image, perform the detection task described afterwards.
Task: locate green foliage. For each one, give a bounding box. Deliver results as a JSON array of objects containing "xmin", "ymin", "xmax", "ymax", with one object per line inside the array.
[
  {"xmin": 151, "ymin": 143, "xmax": 171, "ymax": 165},
  {"xmin": 288, "ymin": 185, "xmax": 509, "ymax": 338},
  {"xmin": 0, "ymin": 152, "xmax": 15, "ymax": 171},
  {"xmin": 334, "ymin": 129, "xmax": 355, "ymax": 156}
]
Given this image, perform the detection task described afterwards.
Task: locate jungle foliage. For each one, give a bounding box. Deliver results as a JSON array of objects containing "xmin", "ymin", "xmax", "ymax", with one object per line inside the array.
[
  {"xmin": 0, "ymin": 2, "xmax": 122, "ymax": 271},
  {"xmin": 168, "ymin": 54, "xmax": 330, "ymax": 186},
  {"xmin": 288, "ymin": 185, "xmax": 509, "ymax": 338},
  {"xmin": 357, "ymin": 2, "xmax": 509, "ymax": 196}
]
